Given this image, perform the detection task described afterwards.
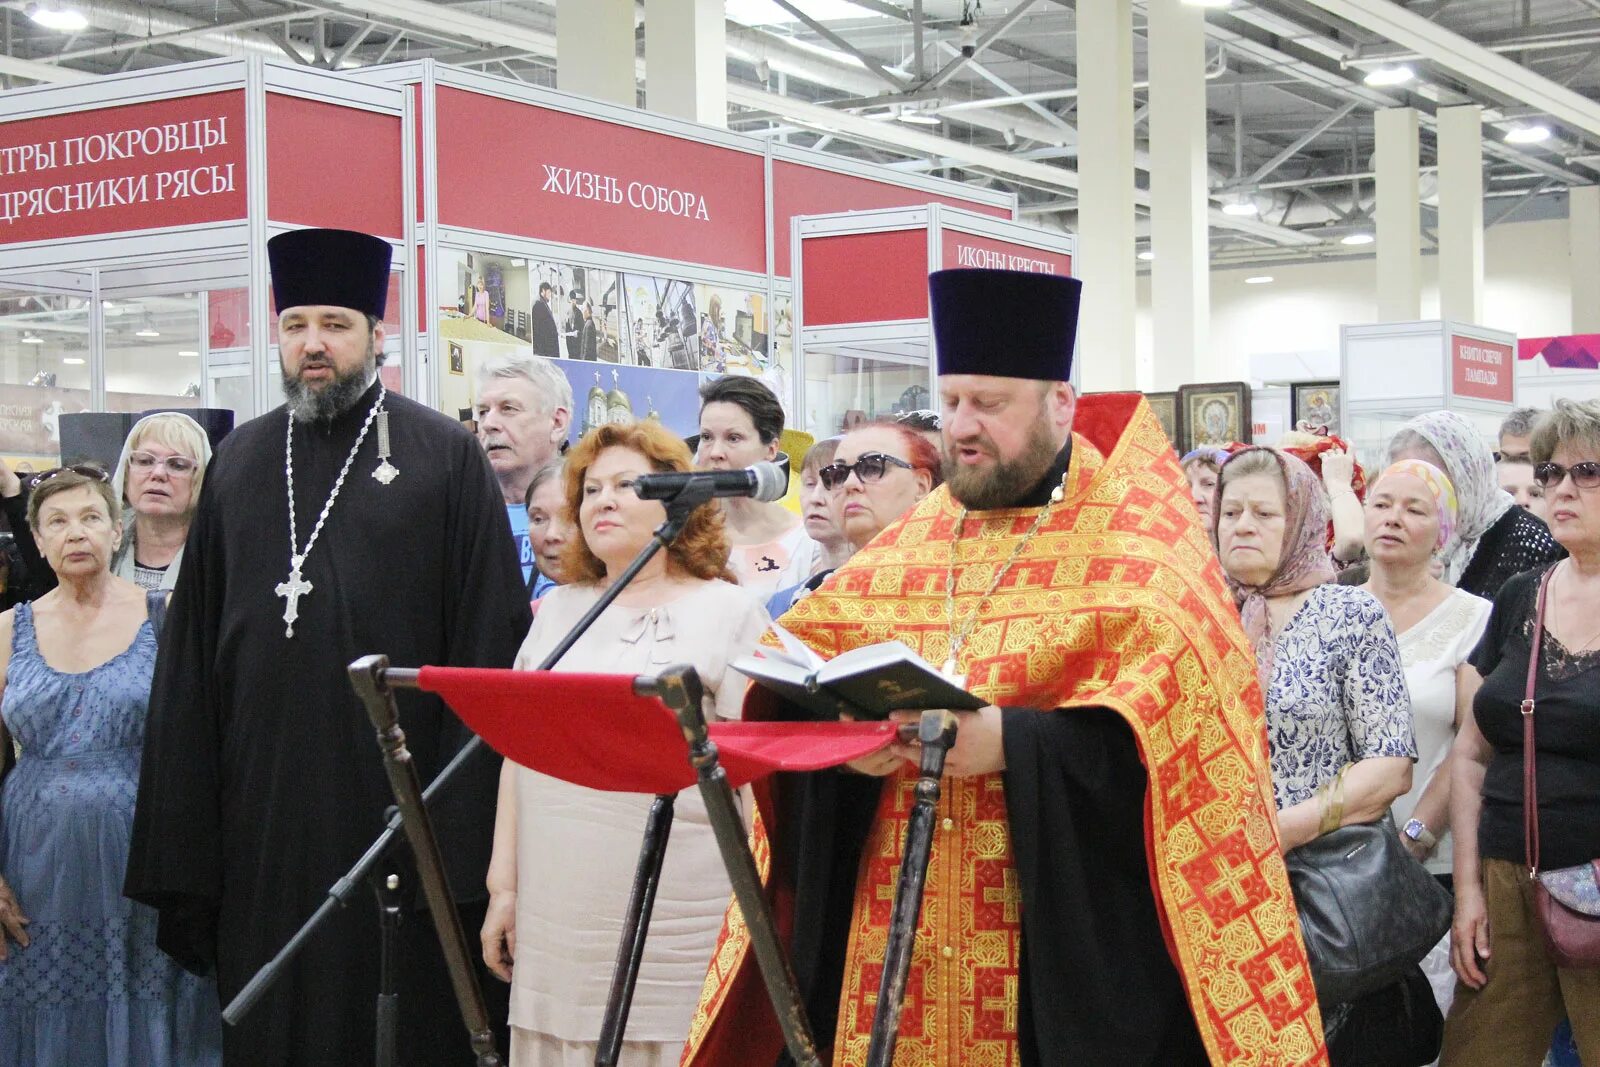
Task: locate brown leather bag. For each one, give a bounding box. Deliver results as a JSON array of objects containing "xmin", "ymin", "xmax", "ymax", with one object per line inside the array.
[{"xmin": 1522, "ymin": 568, "xmax": 1600, "ymax": 969}]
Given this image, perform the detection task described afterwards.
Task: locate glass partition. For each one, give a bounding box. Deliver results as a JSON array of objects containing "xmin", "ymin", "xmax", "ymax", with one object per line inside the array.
[
  {"xmin": 802, "ymin": 346, "xmax": 931, "ymax": 438},
  {"xmin": 103, "ymin": 292, "xmax": 203, "ymax": 413},
  {"xmin": 0, "ymin": 283, "xmax": 93, "ymax": 470}
]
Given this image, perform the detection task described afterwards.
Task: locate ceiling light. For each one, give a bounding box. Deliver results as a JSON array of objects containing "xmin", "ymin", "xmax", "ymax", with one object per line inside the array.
[
  {"xmin": 178, "ymin": 350, "xmax": 199, "ymax": 357},
  {"xmin": 1363, "ymin": 65, "xmax": 1414, "ymax": 87},
  {"xmin": 135, "ymin": 326, "xmax": 160, "ymax": 338},
  {"xmin": 19, "ymin": 332, "xmax": 42, "ymax": 344},
  {"xmin": 1137, "ymin": 250, "xmax": 1155, "ymax": 261},
  {"xmin": 1505, "ymin": 124, "xmax": 1551, "ymax": 144},
  {"xmin": 897, "ymin": 106, "xmax": 941, "ymax": 126},
  {"xmin": 1220, "ymin": 196, "xmax": 1259, "ymax": 217},
  {"xmin": 1340, "ymin": 232, "xmax": 1375, "ymax": 246},
  {"xmin": 26, "ymin": 3, "xmax": 88, "ymax": 32},
  {"xmin": 62, "ymin": 356, "xmax": 85, "ymax": 365},
  {"xmin": 1244, "ymin": 275, "xmax": 1274, "ymax": 284}
]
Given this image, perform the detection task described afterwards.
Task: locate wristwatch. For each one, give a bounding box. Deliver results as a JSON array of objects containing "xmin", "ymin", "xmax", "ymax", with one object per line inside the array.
[{"xmin": 1403, "ymin": 819, "xmax": 1438, "ymax": 851}]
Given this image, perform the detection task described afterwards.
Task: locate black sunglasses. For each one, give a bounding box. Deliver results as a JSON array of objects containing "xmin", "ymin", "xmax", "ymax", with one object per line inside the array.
[
  {"xmin": 1533, "ymin": 461, "xmax": 1600, "ymax": 489},
  {"xmin": 29, "ymin": 464, "xmax": 111, "ymax": 488},
  {"xmin": 819, "ymin": 452, "xmax": 915, "ymax": 490}
]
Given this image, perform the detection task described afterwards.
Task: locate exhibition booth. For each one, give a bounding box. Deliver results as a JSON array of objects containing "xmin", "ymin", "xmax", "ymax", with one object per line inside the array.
[
  {"xmin": 789, "ymin": 203, "xmax": 1075, "ymax": 432},
  {"xmin": 0, "ymin": 55, "xmax": 1019, "ymax": 466}
]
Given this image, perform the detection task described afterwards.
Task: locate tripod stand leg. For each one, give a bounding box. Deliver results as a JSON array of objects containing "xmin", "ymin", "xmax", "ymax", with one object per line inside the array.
[
  {"xmin": 375, "ymin": 872, "xmax": 403, "ymax": 1067},
  {"xmin": 866, "ymin": 710, "xmax": 958, "ymax": 1067},
  {"xmin": 647, "ymin": 667, "xmax": 823, "ymax": 1067},
  {"xmin": 596, "ymin": 794, "xmax": 677, "ymax": 1067}
]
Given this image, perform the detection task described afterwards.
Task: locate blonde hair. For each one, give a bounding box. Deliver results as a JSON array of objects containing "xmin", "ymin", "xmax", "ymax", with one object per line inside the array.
[
  {"xmin": 1529, "ymin": 400, "xmax": 1600, "ymax": 465},
  {"xmin": 123, "ymin": 413, "xmax": 210, "ymax": 507}
]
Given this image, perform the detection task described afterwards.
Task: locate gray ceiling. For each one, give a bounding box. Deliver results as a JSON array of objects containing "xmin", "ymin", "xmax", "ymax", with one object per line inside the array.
[{"xmin": 4, "ymin": 0, "xmax": 1597, "ymax": 265}]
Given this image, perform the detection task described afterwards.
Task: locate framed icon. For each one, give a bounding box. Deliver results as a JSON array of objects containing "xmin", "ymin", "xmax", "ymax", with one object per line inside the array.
[
  {"xmin": 448, "ymin": 341, "xmax": 465, "ymax": 376},
  {"xmin": 1291, "ymin": 381, "xmax": 1340, "ymax": 436},
  {"xmin": 1145, "ymin": 391, "xmax": 1180, "ymax": 450},
  {"xmin": 1178, "ymin": 381, "xmax": 1251, "ymax": 453}
]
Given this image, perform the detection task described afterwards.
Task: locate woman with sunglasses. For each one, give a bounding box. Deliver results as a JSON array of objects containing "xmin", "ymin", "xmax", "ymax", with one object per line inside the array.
[
  {"xmin": 0, "ymin": 466, "xmax": 221, "ymax": 1065},
  {"xmin": 1442, "ymin": 399, "xmax": 1600, "ymax": 1065},
  {"xmin": 824, "ymin": 421, "xmax": 943, "ymax": 553},
  {"xmin": 108, "ymin": 413, "xmax": 212, "ymax": 592},
  {"xmin": 1389, "ymin": 411, "xmax": 1563, "ymax": 600}
]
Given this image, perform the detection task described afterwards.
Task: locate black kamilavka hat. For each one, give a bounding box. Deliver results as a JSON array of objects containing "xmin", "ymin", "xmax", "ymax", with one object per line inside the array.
[
  {"xmin": 930, "ymin": 268, "xmax": 1083, "ymax": 382},
  {"xmin": 268, "ymin": 228, "xmax": 393, "ymax": 318}
]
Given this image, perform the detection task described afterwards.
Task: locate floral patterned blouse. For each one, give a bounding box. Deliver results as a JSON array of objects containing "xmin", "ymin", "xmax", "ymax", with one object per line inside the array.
[{"xmin": 1264, "ymin": 583, "xmax": 1417, "ymax": 809}]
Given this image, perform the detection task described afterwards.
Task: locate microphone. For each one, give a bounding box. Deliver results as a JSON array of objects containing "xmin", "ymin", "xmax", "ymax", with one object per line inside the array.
[{"xmin": 633, "ymin": 462, "xmax": 788, "ymax": 504}]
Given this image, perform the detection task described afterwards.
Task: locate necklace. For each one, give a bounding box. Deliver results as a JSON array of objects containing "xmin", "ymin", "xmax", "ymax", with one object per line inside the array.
[
  {"xmin": 941, "ymin": 473, "xmax": 1067, "ymax": 687},
  {"xmin": 276, "ymin": 385, "xmax": 385, "ymax": 637}
]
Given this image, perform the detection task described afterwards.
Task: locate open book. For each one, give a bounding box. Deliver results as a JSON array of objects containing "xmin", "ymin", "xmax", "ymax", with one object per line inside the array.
[{"xmin": 734, "ymin": 625, "xmax": 985, "ymax": 721}]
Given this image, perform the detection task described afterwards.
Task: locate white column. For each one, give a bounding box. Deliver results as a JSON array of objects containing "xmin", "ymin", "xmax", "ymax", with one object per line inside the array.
[
  {"xmin": 646, "ymin": 0, "xmax": 726, "ymax": 126},
  {"xmin": 1147, "ymin": 0, "xmax": 1211, "ymax": 386},
  {"xmin": 1375, "ymin": 107, "xmax": 1422, "ymax": 321},
  {"xmin": 558, "ymin": 0, "xmax": 636, "ymax": 107},
  {"xmin": 1437, "ymin": 105, "xmax": 1484, "ymax": 323},
  {"xmin": 1571, "ymin": 185, "xmax": 1600, "ymax": 332},
  {"xmin": 1074, "ymin": 0, "xmax": 1137, "ymax": 390}
]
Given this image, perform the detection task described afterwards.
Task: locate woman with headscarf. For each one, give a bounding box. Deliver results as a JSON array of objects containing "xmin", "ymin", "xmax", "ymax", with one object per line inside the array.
[
  {"xmin": 1389, "ymin": 411, "xmax": 1563, "ymax": 599},
  {"xmin": 1359, "ymin": 460, "xmax": 1492, "ymax": 1019},
  {"xmin": 108, "ymin": 412, "xmax": 212, "ymax": 592},
  {"xmin": 1215, "ymin": 446, "xmax": 1422, "ymax": 1064}
]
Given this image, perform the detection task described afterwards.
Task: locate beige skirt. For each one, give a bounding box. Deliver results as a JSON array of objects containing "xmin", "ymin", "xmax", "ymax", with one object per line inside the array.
[{"xmin": 509, "ymin": 1027, "xmax": 684, "ymax": 1067}]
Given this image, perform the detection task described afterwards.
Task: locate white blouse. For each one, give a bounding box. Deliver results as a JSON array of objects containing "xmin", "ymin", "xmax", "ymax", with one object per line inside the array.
[{"xmin": 1389, "ymin": 587, "xmax": 1492, "ymax": 875}]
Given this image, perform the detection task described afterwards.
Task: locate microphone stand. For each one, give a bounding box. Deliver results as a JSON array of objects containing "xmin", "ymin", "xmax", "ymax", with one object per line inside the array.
[{"xmin": 224, "ymin": 483, "xmax": 721, "ymax": 1063}]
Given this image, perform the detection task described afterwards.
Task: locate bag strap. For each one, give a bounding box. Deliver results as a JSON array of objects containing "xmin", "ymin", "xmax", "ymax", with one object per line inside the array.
[{"xmin": 1524, "ymin": 566, "xmax": 1554, "ymax": 879}]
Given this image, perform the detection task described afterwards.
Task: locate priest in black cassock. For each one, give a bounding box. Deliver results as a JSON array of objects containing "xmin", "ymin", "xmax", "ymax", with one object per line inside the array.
[{"xmin": 125, "ymin": 227, "xmax": 532, "ymax": 1066}]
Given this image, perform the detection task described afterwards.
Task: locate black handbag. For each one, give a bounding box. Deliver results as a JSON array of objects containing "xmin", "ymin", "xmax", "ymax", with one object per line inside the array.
[{"xmin": 1284, "ymin": 812, "xmax": 1454, "ymax": 1005}]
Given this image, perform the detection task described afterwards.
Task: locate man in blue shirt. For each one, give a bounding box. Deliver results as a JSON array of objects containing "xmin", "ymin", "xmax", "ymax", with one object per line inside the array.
[{"xmin": 475, "ymin": 352, "xmax": 572, "ymax": 590}]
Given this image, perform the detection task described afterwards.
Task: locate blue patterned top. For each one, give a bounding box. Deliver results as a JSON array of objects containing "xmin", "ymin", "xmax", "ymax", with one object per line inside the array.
[{"xmin": 1264, "ymin": 584, "xmax": 1416, "ymax": 809}]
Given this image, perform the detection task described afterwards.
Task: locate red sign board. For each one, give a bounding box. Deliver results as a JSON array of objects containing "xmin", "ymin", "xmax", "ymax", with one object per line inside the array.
[
  {"xmin": 435, "ymin": 88, "xmax": 766, "ymax": 274},
  {"xmin": 266, "ymin": 94, "xmax": 403, "ymax": 239},
  {"xmin": 940, "ymin": 229, "xmax": 1070, "ymax": 275},
  {"xmin": 802, "ymin": 229, "xmax": 930, "ymax": 326},
  {"xmin": 1451, "ymin": 335, "xmax": 1515, "ymax": 403},
  {"xmin": 0, "ymin": 90, "xmax": 246, "ymax": 244},
  {"xmin": 772, "ymin": 159, "xmax": 1010, "ymax": 278}
]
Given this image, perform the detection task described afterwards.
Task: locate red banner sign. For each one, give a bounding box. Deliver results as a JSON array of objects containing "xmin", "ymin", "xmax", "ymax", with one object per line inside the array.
[
  {"xmin": 802, "ymin": 230, "xmax": 930, "ymax": 326},
  {"xmin": 0, "ymin": 91, "xmax": 246, "ymax": 244},
  {"xmin": 940, "ymin": 229, "xmax": 1070, "ymax": 275},
  {"xmin": 266, "ymin": 94, "xmax": 402, "ymax": 238},
  {"xmin": 1451, "ymin": 335, "xmax": 1515, "ymax": 403},
  {"xmin": 435, "ymin": 88, "xmax": 766, "ymax": 274}
]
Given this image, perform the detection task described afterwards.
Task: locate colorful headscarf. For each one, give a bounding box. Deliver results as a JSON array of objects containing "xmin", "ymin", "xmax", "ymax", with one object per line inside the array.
[
  {"xmin": 1393, "ymin": 411, "xmax": 1514, "ymax": 583},
  {"xmin": 1373, "ymin": 459, "xmax": 1458, "ymax": 552},
  {"xmin": 1217, "ymin": 447, "xmax": 1337, "ymax": 693}
]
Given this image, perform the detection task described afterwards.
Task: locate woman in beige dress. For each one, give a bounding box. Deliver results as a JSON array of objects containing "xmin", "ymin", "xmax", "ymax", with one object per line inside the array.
[{"xmin": 481, "ymin": 419, "xmax": 771, "ymax": 1067}]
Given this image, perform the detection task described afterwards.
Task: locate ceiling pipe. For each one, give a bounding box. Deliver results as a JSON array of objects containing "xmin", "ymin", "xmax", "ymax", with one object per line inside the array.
[
  {"xmin": 0, "ymin": 0, "xmax": 315, "ymax": 63},
  {"xmin": 933, "ymin": 48, "xmax": 1227, "ymax": 113},
  {"xmin": 1348, "ymin": 27, "xmax": 1600, "ymax": 65}
]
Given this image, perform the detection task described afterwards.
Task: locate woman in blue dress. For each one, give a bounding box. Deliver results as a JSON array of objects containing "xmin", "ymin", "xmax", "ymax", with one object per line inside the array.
[{"xmin": 0, "ymin": 466, "xmax": 221, "ymax": 1066}]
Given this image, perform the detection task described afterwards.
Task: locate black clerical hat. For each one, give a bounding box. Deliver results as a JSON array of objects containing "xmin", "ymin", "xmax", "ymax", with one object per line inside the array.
[
  {"xmin": 268, "ymin": 228, "xmax": 393, "ymax": 318},
  {"xmin": 930, "ymin": 269, "xmax": 1082, "ymax": 382}
]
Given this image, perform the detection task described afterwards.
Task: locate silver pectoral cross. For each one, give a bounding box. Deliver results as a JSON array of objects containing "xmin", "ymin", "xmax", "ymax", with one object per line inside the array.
[
  {"xmin": 275, "ymin": 554, "xmax": 313, "ymax": 638},
  {"xmin": 372, "ymin": 408, "xmax": 398, "ymax": 485}
]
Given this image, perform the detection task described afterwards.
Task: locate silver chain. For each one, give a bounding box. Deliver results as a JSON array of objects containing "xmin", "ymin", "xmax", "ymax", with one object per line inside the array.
[{"xmin": 286, "ymin": 383, "xmax": 386, "ymax": 568}]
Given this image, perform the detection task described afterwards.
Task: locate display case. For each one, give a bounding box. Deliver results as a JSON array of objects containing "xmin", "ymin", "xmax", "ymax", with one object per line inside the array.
[
  {"xmin": 792, "ymin": 204, "xmax": 1075, "ymax": 437},
  {"xmin": 1341, "ymin": 320, "xmax": 1517, "ymax": 470}
]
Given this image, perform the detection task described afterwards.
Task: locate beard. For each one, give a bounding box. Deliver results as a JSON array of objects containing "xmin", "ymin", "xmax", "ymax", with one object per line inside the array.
[
  {"xmin": 942, "ymin": 416, "xmax": 1062, "ymax": 510},
  {"xmin": 283, "ymin": 339, "xmax": 377, "ymax": 423}
]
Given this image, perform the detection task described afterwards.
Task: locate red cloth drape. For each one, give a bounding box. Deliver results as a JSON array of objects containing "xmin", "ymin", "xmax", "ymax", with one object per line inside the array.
[{"xmin": 416, "ymin": 666, "xmax": 897, "ymax": 793}]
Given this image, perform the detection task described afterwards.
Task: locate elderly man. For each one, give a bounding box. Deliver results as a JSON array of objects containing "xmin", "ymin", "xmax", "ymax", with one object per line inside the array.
[
  {"xmin": 684, "ymin": 270, "xmax": 1325, "ymax": 1067},
  {"xmin": 474, "ymin": 352, "xmax": 572, "ymax": 589},
  {"xmin": 126, "ymin": 228, "xmax": 531, "ymax": 1066}
]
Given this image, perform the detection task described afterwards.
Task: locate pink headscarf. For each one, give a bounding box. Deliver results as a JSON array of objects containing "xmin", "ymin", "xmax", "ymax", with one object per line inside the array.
[
  {"xmin": 1373, "ymin": 459, "xmax": 1458, "ymax": 553},
  {"xmin": 1218, "ymin": 447, "xmax": 1337, "ymax": 692}
]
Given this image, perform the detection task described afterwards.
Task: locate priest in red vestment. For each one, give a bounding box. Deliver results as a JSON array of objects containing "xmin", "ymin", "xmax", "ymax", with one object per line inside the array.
[{"xmin": 680, "ymin": 269, "xmax": 1327, "ymax": 1067}]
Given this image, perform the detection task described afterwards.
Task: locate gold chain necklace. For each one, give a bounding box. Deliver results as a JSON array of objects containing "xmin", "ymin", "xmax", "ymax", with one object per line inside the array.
[{"xmin": 941, "ymin": 474, "xmax": 1067, "ymax": 686}]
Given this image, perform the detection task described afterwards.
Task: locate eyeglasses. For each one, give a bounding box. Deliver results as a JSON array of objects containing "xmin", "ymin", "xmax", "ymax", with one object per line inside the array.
[
  {"xmin": 128, "ymin": 451, "xmax": 198, "ymax": 476},
  {"xmin": 1533, "ymin": 461, "xmax": 1600, "ymax": 489},
  {"xmin": 29, "ymin": 464, "xmax": 111, "ymax": 488},
  {"xmin": 818, "ymin": 452, "xmax": 915, "ymax": 490},
  {"xmin": 896, "ymin": 409, "xmax": 942, "ymax": 432}
]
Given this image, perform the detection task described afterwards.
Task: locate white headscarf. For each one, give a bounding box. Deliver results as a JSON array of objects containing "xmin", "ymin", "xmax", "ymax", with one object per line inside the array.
[{"xmin": 1394, "ymin": 411, "xmax": 1514, "ymax": 584}]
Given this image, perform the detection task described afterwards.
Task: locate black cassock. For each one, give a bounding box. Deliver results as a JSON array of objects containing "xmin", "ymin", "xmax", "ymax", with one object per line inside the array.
[{"xmin": 125, "ymin": 379, "xmax": 532, "ymax": 1066}]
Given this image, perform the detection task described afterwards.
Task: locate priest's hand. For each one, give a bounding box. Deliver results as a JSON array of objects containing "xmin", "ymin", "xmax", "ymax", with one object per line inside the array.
[
  {"xmin": 887, "ymin": 706, "xmax": 1007, "ymax": 778},
  {"xmin": 481, "ymin": 889, "xmax": 516, "ymax": 982},
  {"xmin": 0, "ymin": 874, "xmax": 28, "ymax": 960}
]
